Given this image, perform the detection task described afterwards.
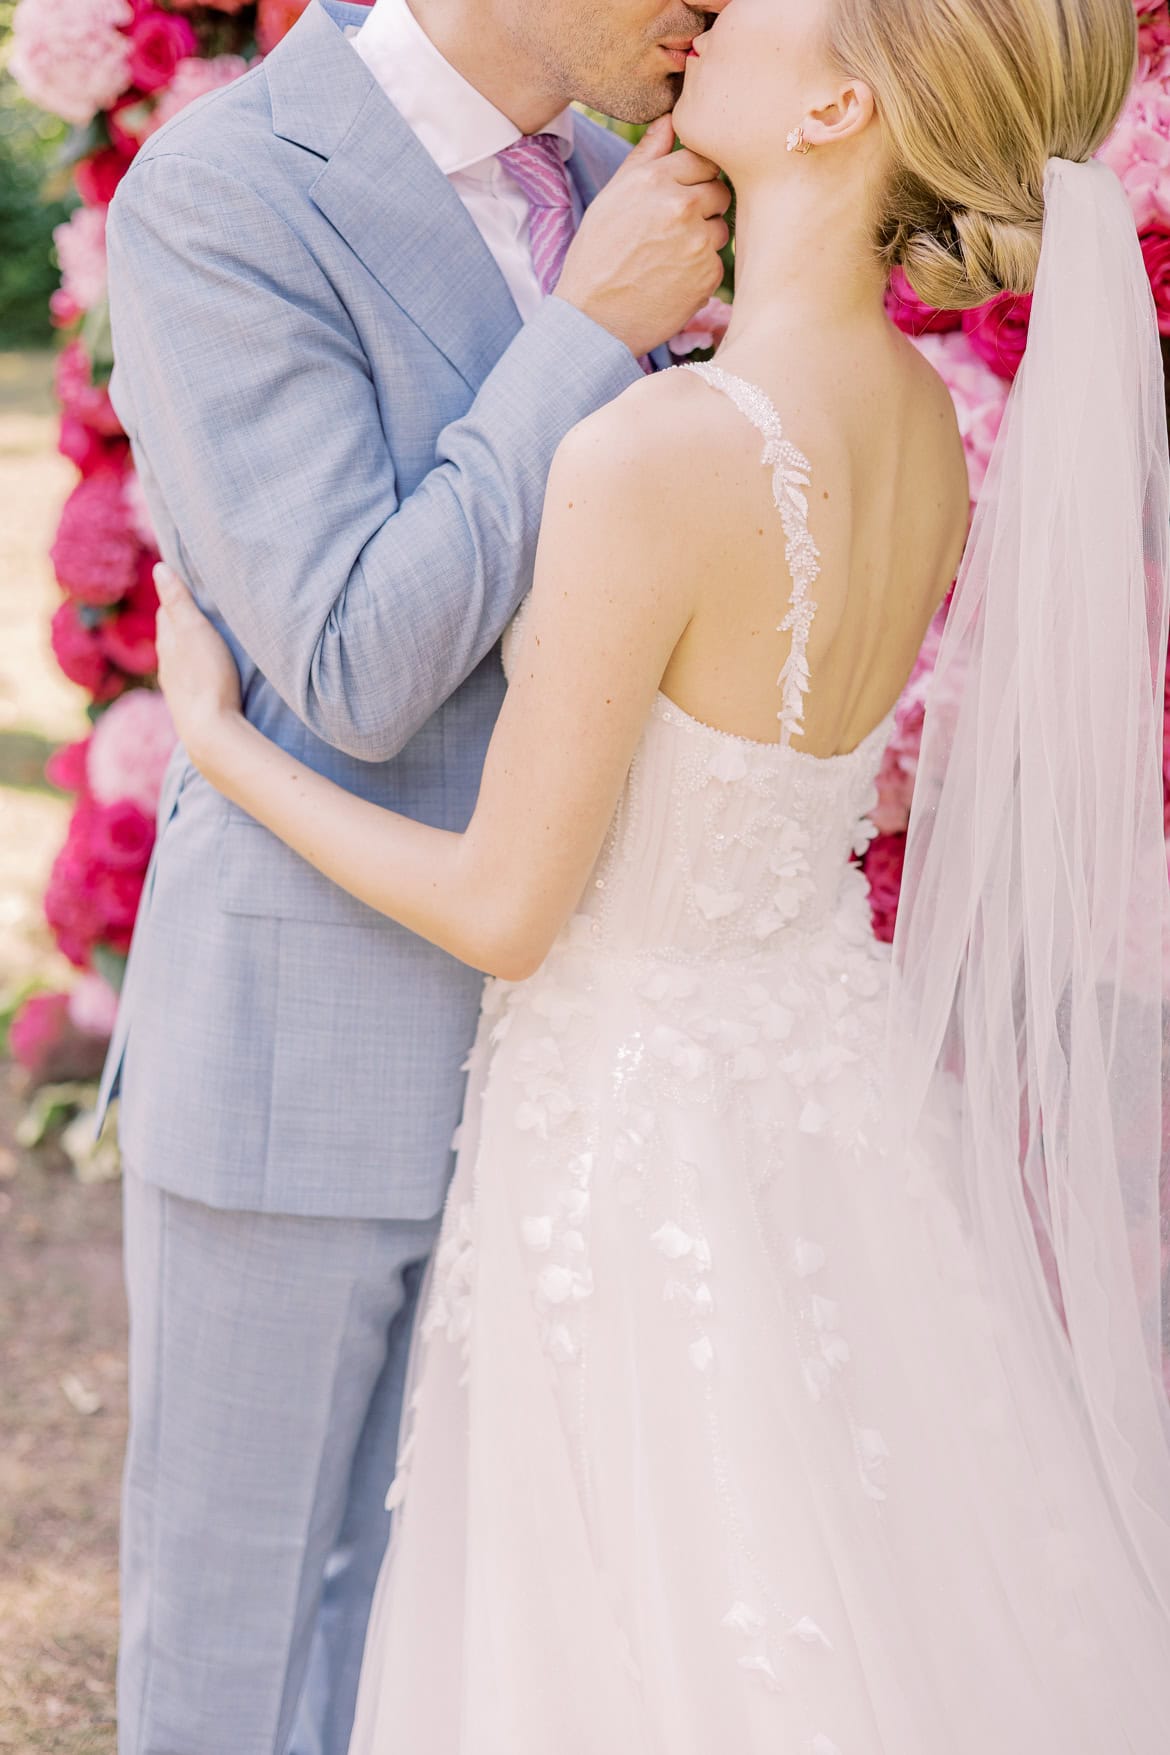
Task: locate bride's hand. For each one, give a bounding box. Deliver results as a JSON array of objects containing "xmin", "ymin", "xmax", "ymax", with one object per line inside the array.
[{"xmin": 153, "ymin": 562, "xmax": 244, "ymax": 770}]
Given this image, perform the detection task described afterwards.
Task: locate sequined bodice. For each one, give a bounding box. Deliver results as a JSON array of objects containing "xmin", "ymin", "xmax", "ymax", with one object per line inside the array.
[{"xmin": 506, "ymin": 362, "xmax": 892, "ymax": 967}]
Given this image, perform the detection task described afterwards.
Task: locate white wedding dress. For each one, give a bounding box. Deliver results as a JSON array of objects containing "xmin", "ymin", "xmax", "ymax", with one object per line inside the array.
[{"xmin": 349, "ymin": 364, "xmax": 1170, "ymax": 1754}]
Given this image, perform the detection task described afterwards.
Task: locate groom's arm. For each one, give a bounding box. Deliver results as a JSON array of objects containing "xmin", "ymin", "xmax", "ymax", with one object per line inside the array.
[{"xmin": 106, "ymin": 152, "xmax": 643, "ymax": 763}]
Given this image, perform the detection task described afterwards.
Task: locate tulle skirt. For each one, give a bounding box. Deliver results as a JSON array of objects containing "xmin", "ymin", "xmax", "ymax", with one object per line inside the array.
[{"xmin": 349, "ymin": 929, "xmax": 1170, "ymax": 1754}]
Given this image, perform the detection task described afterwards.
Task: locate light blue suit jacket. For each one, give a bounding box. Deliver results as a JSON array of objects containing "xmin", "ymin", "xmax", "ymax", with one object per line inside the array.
[{"xmin": 97, "ymin": 0, "xmax": 647, "ymax": 1219}]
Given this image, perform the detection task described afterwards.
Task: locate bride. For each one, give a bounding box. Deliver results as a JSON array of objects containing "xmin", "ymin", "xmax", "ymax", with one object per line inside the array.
[{"xmin": 154, "ymin": 0, "xmax": 1170, "ymax": 1746}]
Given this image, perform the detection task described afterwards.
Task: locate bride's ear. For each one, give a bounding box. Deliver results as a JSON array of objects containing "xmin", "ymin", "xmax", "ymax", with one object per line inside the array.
[{"xmin": 800, "ymin": 80, "xmax": 876, "ymax": 149}]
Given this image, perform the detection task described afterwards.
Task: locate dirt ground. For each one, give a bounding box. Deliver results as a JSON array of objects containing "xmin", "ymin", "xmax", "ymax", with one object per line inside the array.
[{"xmin": 0, "ymin": 350, "xmax": 124, "ymax": 1752}]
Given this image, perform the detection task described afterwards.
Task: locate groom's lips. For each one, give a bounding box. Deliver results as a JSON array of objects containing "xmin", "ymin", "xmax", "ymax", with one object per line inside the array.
[{"xmin": 659, "ymin": 38, "xmax": 695, "ymax": 71}]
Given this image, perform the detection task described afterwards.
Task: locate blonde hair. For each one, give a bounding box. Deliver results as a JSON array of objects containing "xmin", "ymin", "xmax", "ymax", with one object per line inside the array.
[{"xmin": 828, "ymin": 0, "xmax": 1137, "ymax": 308}]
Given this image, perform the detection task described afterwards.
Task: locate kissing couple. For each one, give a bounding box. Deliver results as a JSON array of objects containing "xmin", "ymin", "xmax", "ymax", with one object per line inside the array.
[{"xmin": 102, "ymin": 0, "xmax": 1170, "ymax": 1751}]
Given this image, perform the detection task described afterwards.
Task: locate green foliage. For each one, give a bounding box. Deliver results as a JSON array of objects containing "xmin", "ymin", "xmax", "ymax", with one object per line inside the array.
[{"xmin": 0, "ymin": 36, "xmax": 72, "ymax": 348}]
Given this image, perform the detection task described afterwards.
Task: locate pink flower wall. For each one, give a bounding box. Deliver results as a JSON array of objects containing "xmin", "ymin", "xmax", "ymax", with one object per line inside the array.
[{"xmin": 9, "ymin": 0, "xmax": 336, "ymax": 1071}]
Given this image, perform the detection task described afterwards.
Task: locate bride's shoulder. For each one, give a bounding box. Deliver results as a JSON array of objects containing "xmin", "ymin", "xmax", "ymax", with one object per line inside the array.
[{"xmin": 550, "ymin": 365, "xmax": 734, "ymax": 513}]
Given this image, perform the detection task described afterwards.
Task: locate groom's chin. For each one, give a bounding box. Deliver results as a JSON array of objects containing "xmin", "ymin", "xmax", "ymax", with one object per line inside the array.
[{"xmin": 597, "ymin": 74, "xmax": 682, "ymax": 128}]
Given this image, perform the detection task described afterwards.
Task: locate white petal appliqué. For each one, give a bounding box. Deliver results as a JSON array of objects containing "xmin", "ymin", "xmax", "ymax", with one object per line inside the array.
[
  {"xmin": 689, "ymin": 1335, "xmax": 715, "ymax": 1372},
  {"xmin": 791, "ymin": 1615, "xmax": 834, "ymax": 1650},
  {"xmin": 521, "ymin": 1216, "xmax": 553, "ymax": 1253},
  {"xmin": 722, "ymin": 1600, "xmax": 766, "ymax": 1636},
  {"xmin": 651, "ymin": 1220, "xmax": 695, "ymax": 1261},
  {"xmin": 793, "ymin": 1237, "xmax": 826, "ymax": 1276}
]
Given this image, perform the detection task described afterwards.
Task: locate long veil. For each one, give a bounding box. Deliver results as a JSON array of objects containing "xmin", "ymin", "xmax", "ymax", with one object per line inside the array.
[{"xmin": 890, "ymin": 156, "xmax": 1170, "ymax": 1601}]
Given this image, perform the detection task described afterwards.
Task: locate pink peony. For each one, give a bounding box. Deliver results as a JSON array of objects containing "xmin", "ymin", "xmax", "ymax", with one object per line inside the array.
[
  {"xmin": 9, "ymin": 992, "xmax": 71, "ymax": 1073},
  {"xmin": 961, "ymin": 293, "xmax": 1032, "ymax": 380},
  {"xmin": 1141, "ymin": 227, "xmax": 1170, "ymax": 335},
  {"xmin": 1137, "ymin": 12, "xmax": 1170, "ymax": 84},
  {"xmin": 68, "ymin": 972, "xmax": 120, "ymax": 1039},
  {"xmin": 88, "ymin": 689, "xmax": 176, "ymax": 815},
  {"xmin": 871, "ymin": 742, "xmax": 918, "ymax": 837},
  {"xmin": 50, "ymin": 289, "xmax": 83, "ymax": 330},
  {"xmin": 127, "ymin": 8, "xmax": 198, "ymax": 93},
  {"xmin": 910, "ymin": 329, "xmax": 1011, "ymax": 502},
  {"xmin": 53, "ymin": 206, "xmax": 109, "ymax": 314},
  {"xmin": 122, "ymin": 469, "xmax": 159, "ymax": 548},
  {"xmin": 51, "ymin": 474, "xmax": 140, "ymax": 606},
  {"xmin": 9, "ymin": 0, "xmax": 133, "ymax": 127},
  {"xmin": 668, "ymin": 296, "xmax": 733, "ymax": 357},
  {"xmin": 50, "ymin": 600, "xmax": 127, "ymax": 703},
  {"xmin": 257, "ymin": 0, "xmax": 313, "ymax": 54},
  {"xmin": 141, "ymin": 54, "xmax": 251, "ymax": 135},
  {"xmin": 46, "ymin": 736, "xmax": 92, "ymax": 795},
  {"xmin": 1098, "ymin": 79, "xmax": 1170, "ymax": 233},
  {"xmin": 863, "ymin": 832, "xmax": 907, "ymax": 944},
  {"xmin": 884, "ymin": 266, "xmax": 963, "ymax": 337},
  {"xmin": 56, "ymin": 340, "xmax": 124, "ymax": 439}
]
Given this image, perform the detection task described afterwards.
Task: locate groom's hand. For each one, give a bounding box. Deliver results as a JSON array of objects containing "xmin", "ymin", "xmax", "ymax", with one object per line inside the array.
[{"xmin": 555, "ymin": 115, "xmax": 731, "ymax": 360}]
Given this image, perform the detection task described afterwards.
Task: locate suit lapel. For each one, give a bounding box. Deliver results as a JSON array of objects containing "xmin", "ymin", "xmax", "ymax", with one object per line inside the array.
[
  {"xmin": 267, "ymin": 1, "xmax": 521, "ymax": 393},
  {"xmin": 267, "ymin": 5, "xmax": 673, "ymax": 385}
]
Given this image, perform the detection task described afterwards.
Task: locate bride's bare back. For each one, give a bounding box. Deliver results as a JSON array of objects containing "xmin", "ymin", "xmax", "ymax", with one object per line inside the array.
[{"xmin": 645, "ymin": 326, "xmax": 970, "ymax": 756}]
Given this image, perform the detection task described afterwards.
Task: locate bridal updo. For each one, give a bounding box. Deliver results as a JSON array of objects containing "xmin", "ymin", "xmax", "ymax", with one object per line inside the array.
[{"xmin": 828, "ymin": 0, "xmax": 1137, "ymax": 309}]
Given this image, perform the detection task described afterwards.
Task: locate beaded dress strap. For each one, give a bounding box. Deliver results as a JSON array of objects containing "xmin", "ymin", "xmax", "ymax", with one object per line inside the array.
[{"xmin": 682, "ymin": 361, "xmax": 821, "ymax": 746}]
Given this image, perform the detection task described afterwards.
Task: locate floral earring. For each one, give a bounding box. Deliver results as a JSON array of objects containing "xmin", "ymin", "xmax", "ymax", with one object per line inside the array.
[{"xmin": 786, "ymin": 124, "xmax": 812, "ymax": 156}]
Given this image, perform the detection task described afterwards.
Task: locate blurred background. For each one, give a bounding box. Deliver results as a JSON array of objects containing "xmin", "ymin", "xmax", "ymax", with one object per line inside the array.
[{"xmin": 1, "ymin": 10, "xmax": 125, "ymax": 1750}]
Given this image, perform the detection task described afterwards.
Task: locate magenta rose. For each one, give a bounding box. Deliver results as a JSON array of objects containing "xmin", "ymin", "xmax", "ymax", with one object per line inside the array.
[
  {"xmin": 885, "ymin": 267, "xmax": 962, "ymax": 338},
  {"xmin": 92, "ymin": 866, "xmax": 146, "ymax": 943},
  {"xmin": 127, "ymin": 8, "xmax": 199, "ymax": 94},
  {"xmin": 50, "ymin": 600, "xmax": 127, "ymax": 703},
  {"xmin": 59, "ymin": 416, "xmax": 129, "ymax": 480},
  {"xmin": 863, "ymin": 832, "xmax": 906, "ymax": 944},
  {"xmin": 51, "ymin": 473, "xmax": 140, "ymax": 606},
  {"xmin": 11, "ymin": 988, "xmax": 112, "ymax": 1083},
  {"xmin": 99, "ymin": 554, "xmax": 160, "ymax": 675},
  {"xmin": 46, "ymin": 735, "xmax": 92, "ymax": 795},
  {"xmin": 1141, "ymin": 228, "xmax": 1170, "ymax": 335},
  {"xmin": 90, "ymin": 797, "xmax": 155, "ymax": 871},
  {"xmin": 961, "ymin": 292, "xmax": 1032, "ymax": 380},
  {"xmin": 45, "ymin": 802, "xmax": 107, "ymax": 965},
  {"xmin": 74, "ymin": 144, "xmax": 137, "ymax": 208}
]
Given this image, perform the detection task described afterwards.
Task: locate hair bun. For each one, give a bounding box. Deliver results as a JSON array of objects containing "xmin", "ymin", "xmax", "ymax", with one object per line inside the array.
[{"xmin": 899, "ymin": 203, "xmax": 1044, "ymax": 312}]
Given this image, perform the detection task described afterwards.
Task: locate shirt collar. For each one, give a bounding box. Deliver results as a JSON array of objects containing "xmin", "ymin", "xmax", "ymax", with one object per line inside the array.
[{"xmin": 352, "ymin": 0, "xmax": 575, "ymax": 177}]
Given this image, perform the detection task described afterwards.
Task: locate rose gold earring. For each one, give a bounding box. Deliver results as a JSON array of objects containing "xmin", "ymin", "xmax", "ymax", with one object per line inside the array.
[{"xmin": 786, "ymin": 124, "xmax": 812, "ymax": 156}]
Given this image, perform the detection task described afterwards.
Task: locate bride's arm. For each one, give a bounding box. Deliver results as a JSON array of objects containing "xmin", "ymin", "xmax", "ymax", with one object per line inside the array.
[{"xmin": 159, "ymin": 388, "xmax": 702, "ymax": 981}]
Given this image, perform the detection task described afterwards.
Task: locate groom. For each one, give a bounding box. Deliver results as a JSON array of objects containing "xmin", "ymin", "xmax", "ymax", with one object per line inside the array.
[{"xmin": 100, "ymin": 0, "xmax": 729, "ymax": 1750}]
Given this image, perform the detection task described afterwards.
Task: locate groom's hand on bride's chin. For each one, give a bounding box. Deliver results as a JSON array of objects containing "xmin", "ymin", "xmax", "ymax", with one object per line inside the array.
[{"xmin": 553, "ymin": 114, "xmax": 731, "ymax": 362}]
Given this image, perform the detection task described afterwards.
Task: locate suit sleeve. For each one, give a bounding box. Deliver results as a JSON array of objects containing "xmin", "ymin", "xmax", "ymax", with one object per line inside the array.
[{"xmin": 106, "ymin": 151, "xmax": 642, "ymax": 762}]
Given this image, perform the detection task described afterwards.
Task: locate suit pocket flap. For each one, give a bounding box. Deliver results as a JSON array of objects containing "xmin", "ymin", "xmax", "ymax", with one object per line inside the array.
[{"xmin": 217, "ymin": 814, "xmax": 389, "ymax": 927}]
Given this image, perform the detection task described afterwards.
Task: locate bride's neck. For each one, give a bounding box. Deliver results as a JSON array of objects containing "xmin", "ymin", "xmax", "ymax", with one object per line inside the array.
[{"xmin": 718, "ymin": 174, "xmax": 890, "ymax": 362}]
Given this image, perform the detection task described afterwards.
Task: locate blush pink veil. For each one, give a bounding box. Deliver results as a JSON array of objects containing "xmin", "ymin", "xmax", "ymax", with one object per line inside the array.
[{"xmin": 889, "ymin": 155, "xmax": 1170, "ymax": 1602}]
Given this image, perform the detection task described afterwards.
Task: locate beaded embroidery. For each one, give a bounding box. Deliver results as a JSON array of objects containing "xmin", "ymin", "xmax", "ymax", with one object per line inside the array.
[{"xmin": 683, "ymin": 361, "xmax": 822, "ymax": 748}]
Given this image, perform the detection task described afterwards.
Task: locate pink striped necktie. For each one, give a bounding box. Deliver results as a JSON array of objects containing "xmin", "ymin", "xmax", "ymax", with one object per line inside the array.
[{"xmin": 497, "ymin": 132, "xmax": 577, "ymax": 298}]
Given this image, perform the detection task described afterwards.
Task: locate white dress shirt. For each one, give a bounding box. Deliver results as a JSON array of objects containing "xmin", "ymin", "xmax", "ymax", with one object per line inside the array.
[{"xmin": 350, "ymin": 0, "xmax": 578, "ymax": 321}]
